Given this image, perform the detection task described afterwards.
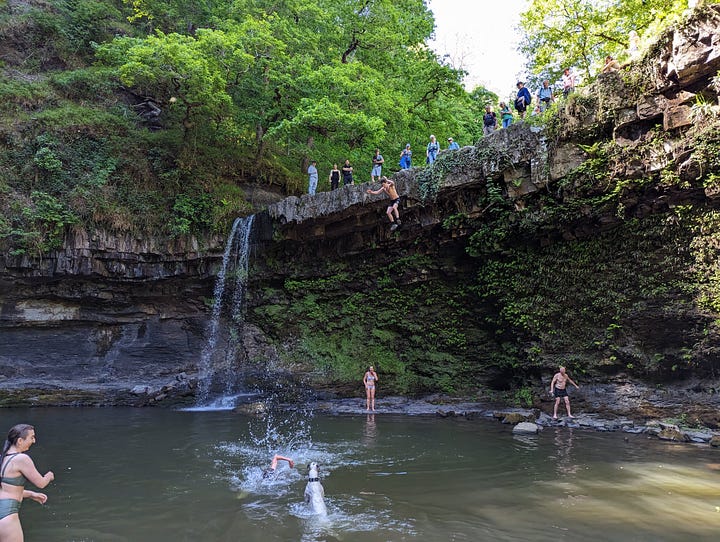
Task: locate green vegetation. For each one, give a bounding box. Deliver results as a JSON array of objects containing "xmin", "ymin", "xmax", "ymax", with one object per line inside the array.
[
  {"xmin": 0, "ymin": 0, "xmax": 702, "ymax": 254},
  {"xmin": 0, "ymin": 0, "xmax": 494, "ymax": 254},
  {"xmin": 251, "ymin": 254, "xmax": 486, "ymax": 394},
  {"xmin": 3, "ymin": 0, "xmax": 720, "ymax": 398},
  {"xmin": 519, "ymin": 0, "xmax": 702, "ymax": 85}
]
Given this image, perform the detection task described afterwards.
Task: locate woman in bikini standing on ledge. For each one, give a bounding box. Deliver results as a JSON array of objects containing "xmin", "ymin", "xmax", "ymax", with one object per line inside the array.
[
  {"xmin": 0, "ymin": 424, "xmax": 54, "ymax": 542},
  {"xmin": 363, "ymin": 366, "xmax": 379, "ymax": 411}
]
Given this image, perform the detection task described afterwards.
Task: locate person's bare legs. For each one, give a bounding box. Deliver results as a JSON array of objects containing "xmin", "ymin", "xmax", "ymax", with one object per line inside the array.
[
  {"xmin": 553, "ymin": 398, "xmax": 560, "ymax": 419},
  {"xmin": 564, "ymin": 396, "xmax": 574, "ymax": 418},
  {"xmin": 370, "ymin": 387, "xmax": 375, "ymax": 411},
  {"xmin": 386, "ymin": 207, "xmax": 395, "ymax": 223},
  {"xmin": 366, "ymin": 388, "xmax": 371, "ymax": 410}
]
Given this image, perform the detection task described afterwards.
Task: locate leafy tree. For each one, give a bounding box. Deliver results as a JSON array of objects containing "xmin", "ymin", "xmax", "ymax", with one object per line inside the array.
[
  {"xmin": 101, "ymin": 0, "xmax": 471, "ymax": 188},
  {"xmin": 518, "ymin": 0, "xmax": 690, "ymax": 85}
]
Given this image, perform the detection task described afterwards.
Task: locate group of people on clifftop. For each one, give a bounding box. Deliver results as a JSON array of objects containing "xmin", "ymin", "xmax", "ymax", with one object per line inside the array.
[
  {"xmin": 307, "ymin": 135, "xmax": 461, "ymax": 230},
  {"xmin": 306, "ymin": 134, "xmax": 461, "ymax": 196}
]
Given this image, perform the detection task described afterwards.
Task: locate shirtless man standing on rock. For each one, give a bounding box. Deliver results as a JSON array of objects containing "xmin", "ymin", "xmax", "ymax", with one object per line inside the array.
[{"xmin": 550, "ymin": 366, "xmax": 579, "ymax": 419}]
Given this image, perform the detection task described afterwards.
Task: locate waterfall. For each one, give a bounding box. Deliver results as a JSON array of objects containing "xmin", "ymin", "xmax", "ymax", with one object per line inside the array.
[{"xmin": 194, "ymin": 215, "xmax": 255, "ymax": 408}]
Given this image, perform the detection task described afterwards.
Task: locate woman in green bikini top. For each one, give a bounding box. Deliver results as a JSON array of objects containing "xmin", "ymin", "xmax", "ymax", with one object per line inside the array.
[{"xmin": 0, "ymin": 424, "xmax": 55, "ymax": 541}]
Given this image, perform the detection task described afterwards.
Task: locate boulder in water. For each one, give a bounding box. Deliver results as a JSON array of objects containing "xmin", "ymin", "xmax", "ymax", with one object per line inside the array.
[
  {"xmin": 512, "ymin": 422, "xmax": 540, "ymax": 434},
  {"xmin": 234, "ymin": 402, "xmax": 267, "ymax": 416}
]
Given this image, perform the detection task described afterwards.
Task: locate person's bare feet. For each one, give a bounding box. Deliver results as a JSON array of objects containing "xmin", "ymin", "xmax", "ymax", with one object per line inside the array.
[
  {"xmin": 568, "ymin": 415, "xmax": 575, "ymax": 419},
  {"xmin": 552, "ymin": 416, "xmax": 558, "ymax": 420}
]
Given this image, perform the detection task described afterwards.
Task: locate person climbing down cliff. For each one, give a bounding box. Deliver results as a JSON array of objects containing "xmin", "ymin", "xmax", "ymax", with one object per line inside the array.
[{"xmin": 366, "ymin": 177, "xmax": 401, "ymax": 230}]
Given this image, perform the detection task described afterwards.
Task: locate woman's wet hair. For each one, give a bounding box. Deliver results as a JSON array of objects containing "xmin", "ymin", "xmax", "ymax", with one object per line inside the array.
[{"xmin": 1, "ymin": 424, "xmax": 34, "ymax": 466}]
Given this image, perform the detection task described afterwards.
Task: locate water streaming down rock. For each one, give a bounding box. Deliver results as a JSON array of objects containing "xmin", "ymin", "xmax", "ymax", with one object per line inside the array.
[{"xmin": 195, "ymin": 215, "xmax": 255, "ymax": 408}]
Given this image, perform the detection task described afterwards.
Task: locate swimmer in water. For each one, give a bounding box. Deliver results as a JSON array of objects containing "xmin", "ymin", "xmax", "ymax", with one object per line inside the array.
[{"xmin": 262, "ymin": 454, "xmax": 294, "ymax": 479}]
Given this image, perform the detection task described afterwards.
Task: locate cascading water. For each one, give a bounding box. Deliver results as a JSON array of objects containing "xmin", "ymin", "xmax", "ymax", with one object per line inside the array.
[{"xmin": 194, "ymin": 215, "xmax": 255, "ymax": 409}]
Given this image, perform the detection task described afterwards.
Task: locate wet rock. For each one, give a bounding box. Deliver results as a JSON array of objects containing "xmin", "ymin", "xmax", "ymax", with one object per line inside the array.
[
  {"xmin": 685, "ymin": 430, "xmax": 712, "ymax": 443},
  {"xmin": 710, "ymin": 435, "xmax": 720, "ymax": 447},
  {"xmin": 512, "ymin": 422, "xmax": 540, "ymax": 434},
  {"xmin": 657, "ymin": 427, "xmax": 691, "ymax": 442},
  {"xmin": 535, "ymin": 412, "xmax": 555, "ymax": 426},
  {"xmin": 235, "ymin": 402, "xmax": 267, "ymax": 416},
  {"xmin": 500, "ymin": 411, "xmax": 536, "ymax": 424},
  {"xmin": 131, "ymin": 385, "xmax": 154, "ymax": 395}
]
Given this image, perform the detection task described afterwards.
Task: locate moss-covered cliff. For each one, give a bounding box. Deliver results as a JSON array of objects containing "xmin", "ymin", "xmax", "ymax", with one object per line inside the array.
[
  {"xmin": 245, "ymin": 6, "xmax": 720, "ymax": 399},
  {"xmin": 2, "ymin": 6, "xmax": 720, "ymax": 410}
]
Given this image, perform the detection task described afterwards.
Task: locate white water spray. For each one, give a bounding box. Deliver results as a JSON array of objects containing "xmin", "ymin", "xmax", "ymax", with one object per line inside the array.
[{"xmin": 194, "ymin": 215, "xmax": 255, "ymax": 408}]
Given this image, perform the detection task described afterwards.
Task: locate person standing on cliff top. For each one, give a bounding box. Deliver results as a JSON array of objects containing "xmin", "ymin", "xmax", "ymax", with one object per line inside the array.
[
  {"xmin": 329, "ymin": 163, "xmax": 341, "ymax": 190},
  {"xmin": 371, "ymin": 149, "xmax": 384, "ymax": 182},
  {"xmin": 550, "ymin": 366, "xmax": 580, "ymax": 419},
  {"xmin": 514, "ymin": 81, "xmax": 532, "ymax": 119},
  {"xmin": 537, "ymin": 80, "xmax": 554, "ymax": 112},
  {"xmin": 341, "ymin": 159, "xmax": 354, "ymax": 185},
  {"xmin": 399, "ymin": 144, "xmax": 412, "ymax": 170},
  {"xmin": 562, "ymin": 68, "xmax": 575, "ymax": 98},
  {"xmin": 426, "ymin": 135, "xmax": 439, "ymax": 164},
  {"xmin": 307, "ymin": 160, "xmax": 318, "ymax": 195},
  {"xmin": 366, "ymin": 176, "xmax": 401, "ymax": 230}
]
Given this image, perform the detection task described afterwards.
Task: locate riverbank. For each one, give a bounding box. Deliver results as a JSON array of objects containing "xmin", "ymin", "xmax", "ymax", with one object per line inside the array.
[{"xmin": 308, "ymin": 383, "xmax": 720, "ymax": 447}]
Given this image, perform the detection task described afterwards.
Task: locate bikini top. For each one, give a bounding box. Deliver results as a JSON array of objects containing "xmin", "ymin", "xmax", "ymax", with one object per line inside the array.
[{"xmin": 1, "ymin": 453, "xmax": 27, "ymax": 487}]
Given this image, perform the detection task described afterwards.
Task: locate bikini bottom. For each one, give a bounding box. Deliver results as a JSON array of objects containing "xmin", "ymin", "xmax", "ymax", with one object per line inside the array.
[{"xmin": 0, "ymin": 498, "xmax": 21, "ymax": 520}]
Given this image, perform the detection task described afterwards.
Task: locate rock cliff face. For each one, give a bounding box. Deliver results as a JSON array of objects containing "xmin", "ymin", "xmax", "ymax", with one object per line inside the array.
[
  {"xmin": 2, "ymin": 7, "xmax": 720, "ymax": 409},
  {"xmin": 0, "ymin": 230, "xmax": 224, "ymax": 405}
]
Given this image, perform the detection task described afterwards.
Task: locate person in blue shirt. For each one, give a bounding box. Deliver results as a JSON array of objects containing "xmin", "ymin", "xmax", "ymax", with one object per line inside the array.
[
  {"xmin": 447, "ymin": 137, "xmax": 460, "ymax": 151},
  {"xmin": 514, "ymin": 81, "xmax": 532, "ymax": 119},
  {"xmin": 426, "ymin": 135, "xmax": 439, "ymax": 164},
  {"xmin": 399, "ymin": 144, "xmax": 412, "ymax": 169},
  {"xmin": 537, "ymin": 80, "xmax": 554, "ymax": 112}
]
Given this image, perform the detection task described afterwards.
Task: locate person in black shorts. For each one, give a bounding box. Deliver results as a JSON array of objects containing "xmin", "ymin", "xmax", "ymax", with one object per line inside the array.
[
  {"xmin": 366, "ymin": 176, "xmax": 401, "ymax": 230},
  {"xmin": 550, "ymin": 366, "xmax": 580, "ymax": 419},
  {"xmin": 341, "ymin": 160, "xmax": 354, "ymax": 185}
]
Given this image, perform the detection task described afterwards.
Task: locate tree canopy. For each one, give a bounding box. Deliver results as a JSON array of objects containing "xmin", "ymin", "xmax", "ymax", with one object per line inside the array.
[
  {"xmin": 97, "ymin": 0, "xmax": 475, "ymax": 186},
  {"xmin": 0, "ymin": 0, "xmax": 499, "ymax": 252},
  {"xmin": 518, "ymin": 0, "xmax": 693, "ymax": 85}
]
